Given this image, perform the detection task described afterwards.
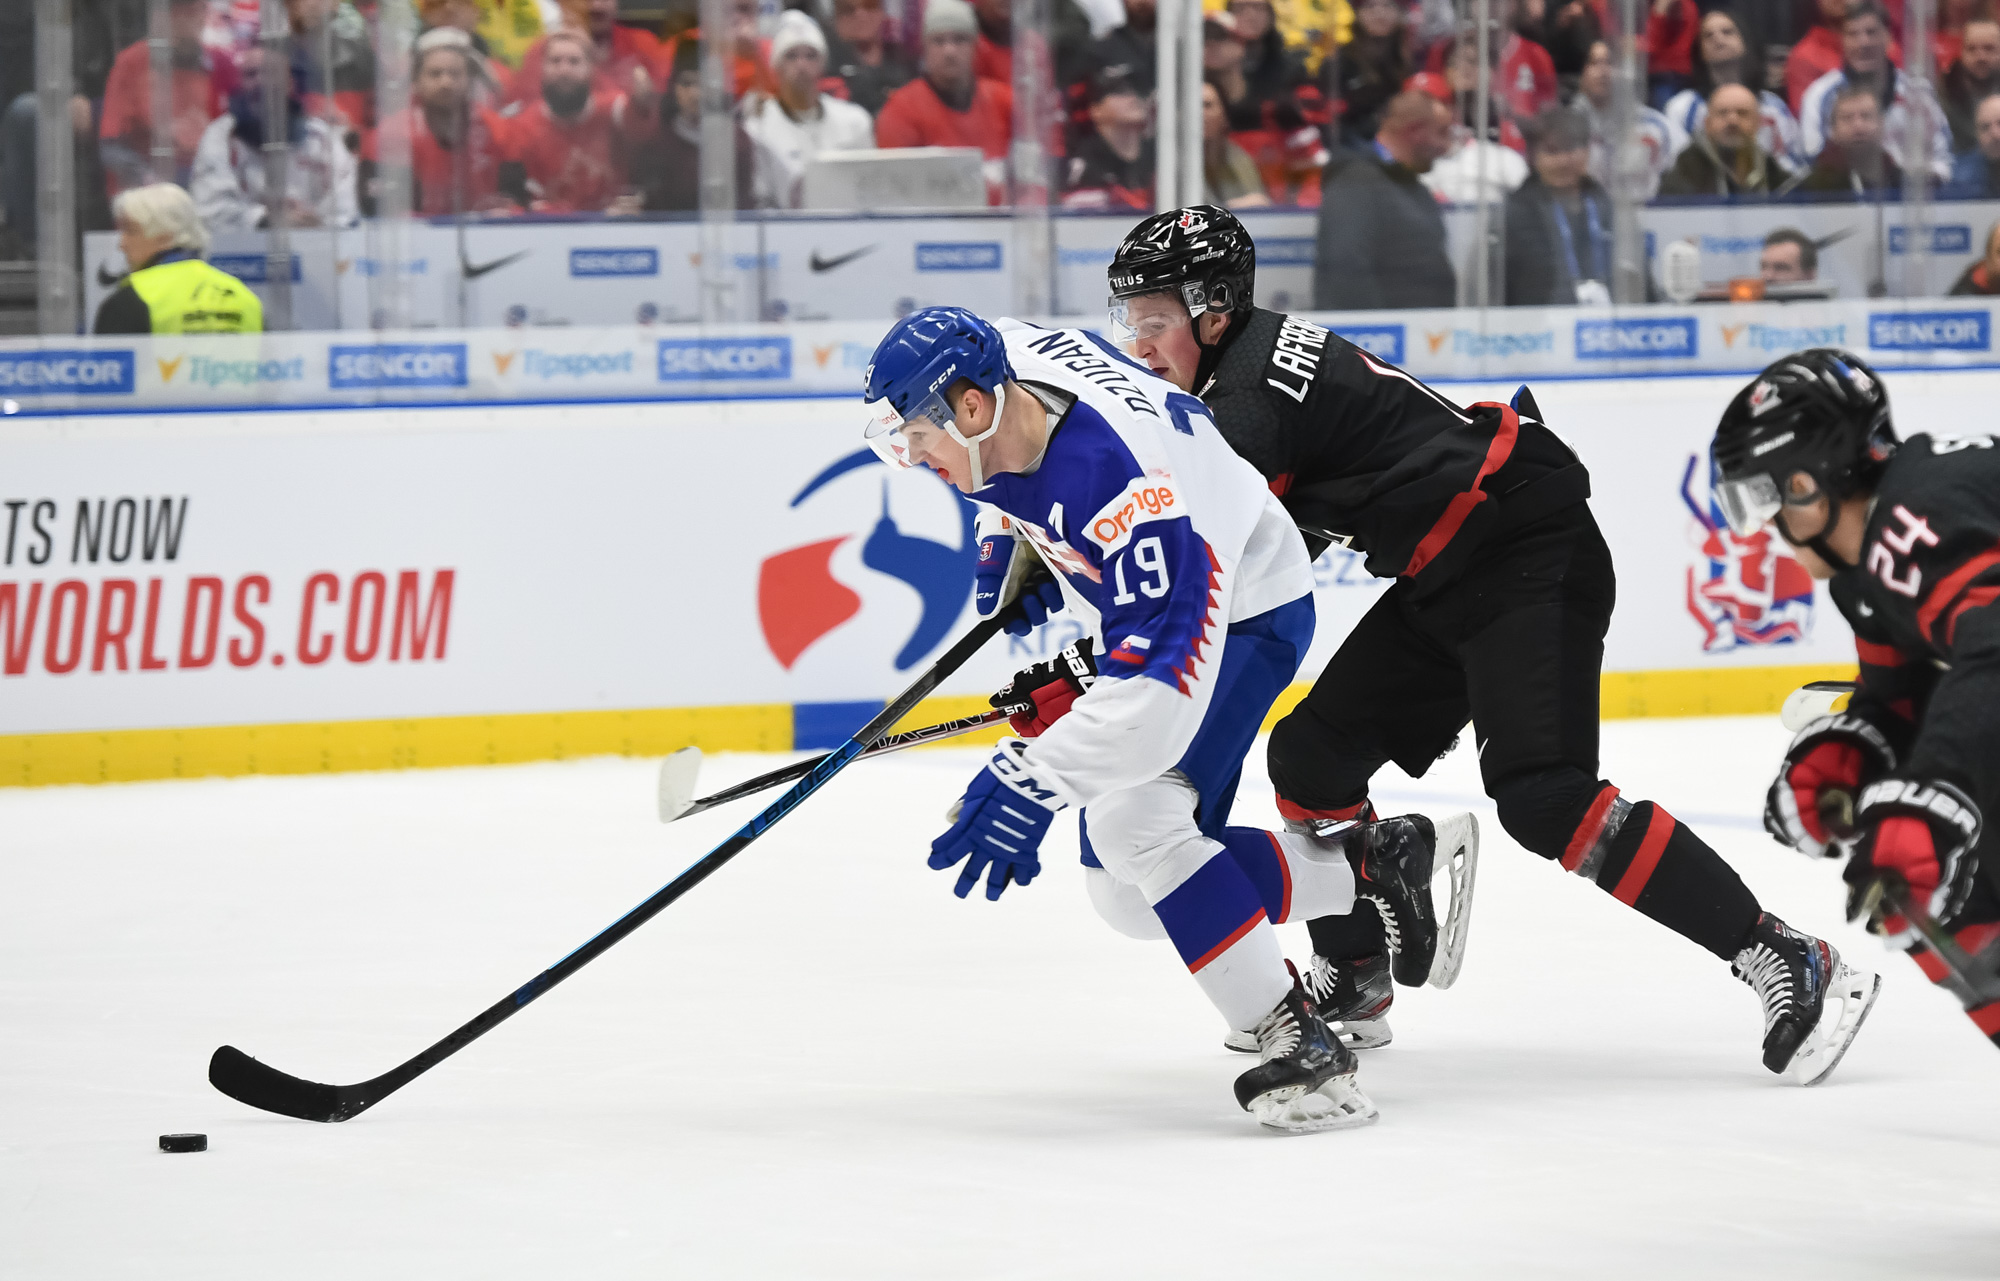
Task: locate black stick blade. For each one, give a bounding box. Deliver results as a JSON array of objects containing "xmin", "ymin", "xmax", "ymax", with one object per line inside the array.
[{"xmin": 209, "ymin": 1046, "xmax": 357, "ymax": 1122}]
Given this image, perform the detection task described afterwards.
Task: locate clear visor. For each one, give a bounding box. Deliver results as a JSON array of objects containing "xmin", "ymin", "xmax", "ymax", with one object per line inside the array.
[
  {"xmin": 862, "ymin": 391, "xmax": 954, "ymax": 470},
  {"xmin": 1714, "ymin": 474, "xmax": 1782, "ymax": 537},
  {"xmin": 1107, "ymin": 288, "xmax": 1200, "ymax": 345}
]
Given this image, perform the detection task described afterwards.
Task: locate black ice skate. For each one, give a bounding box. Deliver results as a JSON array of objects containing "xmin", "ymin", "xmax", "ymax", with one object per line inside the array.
[
  {"xmin": 1225, "ymin": 953, "xmax": 1393, "ymax": 1052},
  {"xmin": 1285, "ymin": 811, "xmax": 1479, "ymax": 990},
  {"xmin": 1231, "ymin": 964, "xmax": 1378, "ymax": 1134},
  {"xmin": 1731, "ymin": 913, "xmax": 1881, "ymax": 1085}
]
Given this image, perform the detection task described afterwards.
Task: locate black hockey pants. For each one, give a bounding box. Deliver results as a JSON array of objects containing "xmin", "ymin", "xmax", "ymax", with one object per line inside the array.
[{"xmin": 1270, "ymin": 503, "xmax": 1762, "ymax": 963}]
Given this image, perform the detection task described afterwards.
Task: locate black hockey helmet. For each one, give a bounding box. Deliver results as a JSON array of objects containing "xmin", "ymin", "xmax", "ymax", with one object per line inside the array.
[
  {"xmin": 1108, "ymin": 204, "xmax": 1256, "ymax": 336},
  {"xmin": 1711, "ymin": 348, "xmax": 1897, "ymax": 541}
]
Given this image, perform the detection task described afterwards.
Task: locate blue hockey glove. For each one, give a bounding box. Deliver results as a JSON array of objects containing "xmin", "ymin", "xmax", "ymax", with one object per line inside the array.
[
  {"xmin": 973, "ymin": 529, "xmax": 1014, "ymax": 618},
  {"xmin": 1010, "ymin": 577, "xmax": 1065, "ymax": 636},
  {"xmin": 973, "ymin": 529, "xmax": 1065, "ymax": 637},
  {"xmin": 928, "ymin": 739, "xmax": 1071, "ymax": 900}
]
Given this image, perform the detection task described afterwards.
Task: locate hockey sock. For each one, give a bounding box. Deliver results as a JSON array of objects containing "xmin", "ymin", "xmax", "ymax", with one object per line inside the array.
[
  {"xmin": 1151, "ymin": 849, "xmax": 1296, "ymax": 1030},
  {"xmin": 1306, "ymin": 907, "xmax": 1388, "ymax": 961},
  {"xmin": 1218, "ymin": 827, "xmax": 1358, "ymax": 925},
  {"xmin": 1268, "ymin": 796, "xmax": 1387, "ymax": 959},
  {"xmin": 1906, "ymin": 924, "xmax": 2000, "ymax": 1050},
  {"xmin": 1562, "ymin": 787, "xmax": 1761, "ymax": 961}
]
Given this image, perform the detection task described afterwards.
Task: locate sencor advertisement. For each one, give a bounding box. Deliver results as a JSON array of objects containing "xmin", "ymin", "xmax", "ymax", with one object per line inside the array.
[
  {"xmin": 7, "ymin": 299, "xmax": 2000, "ymax": 415},
  {"xmin": 7, "ymin": 366, "xmax": 1946, "ymax": 749}
]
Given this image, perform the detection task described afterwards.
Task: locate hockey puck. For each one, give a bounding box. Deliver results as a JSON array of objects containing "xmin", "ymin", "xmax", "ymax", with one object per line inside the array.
[{"xmin": 158, "ymin": 1133, "xmax": 207, "ymax": 1153}]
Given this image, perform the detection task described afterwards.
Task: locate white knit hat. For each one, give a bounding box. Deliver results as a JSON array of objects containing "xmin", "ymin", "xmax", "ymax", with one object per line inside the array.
[
  {"xmin": 924, "ymin": 0, "xmax": 978, "ymax": 38},
  {"xmin": 770, "ymin": 10, "xmax": 829, "ymax": 62}
]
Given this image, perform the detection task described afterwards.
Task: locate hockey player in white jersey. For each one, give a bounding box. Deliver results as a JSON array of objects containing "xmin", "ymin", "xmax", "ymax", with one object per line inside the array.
[{"xmin": 862, "ymin": 306, "xmax": 1464, "ymax": 1132}]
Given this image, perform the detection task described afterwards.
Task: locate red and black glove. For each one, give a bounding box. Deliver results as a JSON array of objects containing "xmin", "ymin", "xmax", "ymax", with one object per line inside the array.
[
  {"xmin": 991, "ymin": 640, "xmax": 1096, "ymax": 738},
  {"xmin": 1843, "ymin": 776, "xmax": 1983, "ymax": 935},
  {"xmin": 1764, "ymin": 714, "xmax": 1898, "ymax": 858}
]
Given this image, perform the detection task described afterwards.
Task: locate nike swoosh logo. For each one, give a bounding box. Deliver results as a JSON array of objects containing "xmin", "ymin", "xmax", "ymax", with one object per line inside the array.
[
  {"xmin": 810, "ymin": 245, "xmax": 876, "ymax": 273},
  {"xmin": 97, "ymin": 262, "xmax": 126, "ymax": 288},
  {"xmin": 462, "ymin": 249, "xmax": 530, "ymax": 280}
]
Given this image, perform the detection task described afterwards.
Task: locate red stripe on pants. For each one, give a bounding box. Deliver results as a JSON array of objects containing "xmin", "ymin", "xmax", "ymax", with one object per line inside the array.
[
  {"xmin": 1276, "ymin": 796, "xmax": 1369, "ymax": 824},
  {"xmin": 1611, "ymin": 808, "xmax": 1678, "ymax": 906},
  {"xmin": 1189, "ymin": 909, "xmax": 1268, "ymax": 973},
  {"xmin": 1971, "ymin": 1002, "xmax": 2000, "ymax": 1037},
  {"xmin": 1265, "ymin": 831, "xmax": 1294, "ymax": 924},
  {"xmin": 1561, "ymin": 785, "xmax": 1622, "ymax": 873}
]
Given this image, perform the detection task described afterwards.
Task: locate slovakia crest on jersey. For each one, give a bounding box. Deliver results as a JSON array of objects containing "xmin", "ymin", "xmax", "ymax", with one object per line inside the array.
[{"xmin": 1681, "ymin": 452, "xmax": 1814, "ymax": 652}]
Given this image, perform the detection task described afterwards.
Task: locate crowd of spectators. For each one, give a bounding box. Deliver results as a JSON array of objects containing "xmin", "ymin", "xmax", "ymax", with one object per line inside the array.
[{"xmin": 6, "ymin": 0, "xmax": 2000, "ymax": 300}]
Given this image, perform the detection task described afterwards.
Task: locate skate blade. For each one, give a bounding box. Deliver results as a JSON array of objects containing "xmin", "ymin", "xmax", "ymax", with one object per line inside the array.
[
  {"xmin": 1227, "ymin": 1019, "xmax": 1392, "ymax": 1053},
  {"xmin": 1248, "ymin": 1077, "xmax": 1379, "ymax": 1134},
  {"xmin": 1335, "ymin": 1016, "xmax": 1392, "ymax": 1050},
  {"xmin": 1786, "ymin": 962, "xmax": 1882, "ymax": 1086},
  {"xmin": 1426, "ymin": 813, "xmax": 1480, "ymax": 990}
]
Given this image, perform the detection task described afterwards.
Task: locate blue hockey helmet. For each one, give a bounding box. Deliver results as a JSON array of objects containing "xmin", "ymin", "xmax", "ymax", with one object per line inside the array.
[{"xmin": 862, "ymin": 306, "xmax": 1015, "ymax": 489}]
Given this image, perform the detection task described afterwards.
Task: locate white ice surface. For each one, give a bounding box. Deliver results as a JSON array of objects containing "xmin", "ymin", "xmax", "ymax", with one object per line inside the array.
[{"xmin": 4, "ymin": 719, "xmax": 1998, "ymax": 1279}]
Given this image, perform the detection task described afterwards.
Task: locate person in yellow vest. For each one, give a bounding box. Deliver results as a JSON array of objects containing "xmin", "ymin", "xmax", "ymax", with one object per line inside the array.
[{"xmin": 92, "ymin": 182, "xmax": 264, "ymax": 335}]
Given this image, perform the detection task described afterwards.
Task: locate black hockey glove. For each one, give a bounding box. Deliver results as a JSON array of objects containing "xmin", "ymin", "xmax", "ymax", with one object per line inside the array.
[
  {"xmin": 1842, "ymin": 776, "xmax": 1983, "ymax": 936},
  {"xmin": 1763, "ymin": 714, "xmax": 1898, "ymax": 859},
  {"xmin": 991, "ymin": 639, "xmax": 1097, "ymax": 738}
]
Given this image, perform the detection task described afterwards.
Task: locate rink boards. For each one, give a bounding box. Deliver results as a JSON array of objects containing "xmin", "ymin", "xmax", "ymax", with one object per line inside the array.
[{"xmin": 0, "ymin": 365, "xmax": 1937, "ymax": 787}]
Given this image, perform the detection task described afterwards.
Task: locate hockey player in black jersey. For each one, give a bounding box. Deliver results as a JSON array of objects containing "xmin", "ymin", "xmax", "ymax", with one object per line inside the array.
[
  {"xmin": 1714, "ymin": 349, "xmax": 2000, "ymax": 1051},
  {"xmin": 1104, "ymin": 204, "xmax": 1879, "ymax": 1083}
]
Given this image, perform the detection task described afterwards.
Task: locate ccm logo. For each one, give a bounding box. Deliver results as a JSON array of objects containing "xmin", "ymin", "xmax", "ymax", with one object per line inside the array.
[{"xmin": 1089, "ymin": 481, "xmax": 1178, "ymax": 550}]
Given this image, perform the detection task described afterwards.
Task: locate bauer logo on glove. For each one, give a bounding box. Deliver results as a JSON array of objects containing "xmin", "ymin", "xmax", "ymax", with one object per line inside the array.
[
  {"xmin": 991, "ymin": 639, "xmax": 1098, "ymax": 737},
  {"xmin": 1843, "ymin": 775, "xmax": 1983, "ymax": 935}
]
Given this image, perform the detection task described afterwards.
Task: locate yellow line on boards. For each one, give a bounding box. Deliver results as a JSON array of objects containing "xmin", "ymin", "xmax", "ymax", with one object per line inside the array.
[{"xmin": 0, "ymin": 663, "xmax": 1857, "ymax": 789}]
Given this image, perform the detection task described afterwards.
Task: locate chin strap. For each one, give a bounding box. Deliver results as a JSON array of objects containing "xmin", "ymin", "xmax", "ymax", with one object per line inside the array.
[
  {"xmin": 1773, "ymin": 509, "xmax": 1858, "ymax": 571},
  {"xmin": 1190, "ymin": 310, "xmax": 1246, "ymax": 391},
  {"xmin": 949, "ymin": 382, "xmax": 1006, "ymax": 491}
]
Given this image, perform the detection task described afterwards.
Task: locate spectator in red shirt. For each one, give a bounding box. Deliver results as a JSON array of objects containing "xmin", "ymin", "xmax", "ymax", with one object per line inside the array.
[
  {"xmin": 973, "ymin": 0, "xmax": 1016, "ymax": 85},
  {"xmin": 658, "ymin": 0, "xmax": 780, "ymax": 100},
  {"xmin": 1429, "ymin": 8, "xmax": 1555, "ymax": 124},
  {"xmin": 510, "ymin": 0, "xmax": 665, "ymax": 107},
  {"xmin": 367, "ymin": 30, "xmax": 515, "ymax": 215},
  {"xmin": 500, "ymin": 27, "xmax": 658, "ymax": 212},
  {"xmin": 1786, "ymin": 0, "xmax": 1903, "ymax": 113},
  {"xmin": 875, "ymin": 0, "xmax": 1014, "ymax": 202},
  {"xmin": 99, "ymin": 0, "xmax": 236, "ymax": 196},
  {"xmin": 1643, "ymin": 0, "xmax": 1700, "ymax": 105}
]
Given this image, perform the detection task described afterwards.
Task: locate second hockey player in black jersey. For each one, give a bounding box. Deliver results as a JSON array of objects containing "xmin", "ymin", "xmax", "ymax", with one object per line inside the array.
[
  {"xmin": 1714, "ymin": 349, "xmax": 2000, "ymax": 1050},
  {"xmin": 1105, "ymin": 204, "xmax": 1879, "ymax": 1082}
]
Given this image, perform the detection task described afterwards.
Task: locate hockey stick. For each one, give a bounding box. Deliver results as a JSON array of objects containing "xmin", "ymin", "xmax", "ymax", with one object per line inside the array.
[
  {"xmin": 208, "ymin": 607, "xmax": 1018, "ymax": 1122},
  {"xmin": 1856, "ymin": 878, "xmax": 2000, "ymax": 1009},
  {"xmin": 659, "ymin": 709, "xmax": 1011, "ymax": 822},
  {"xmin": 1779, "ymin": 680, "xmax": 1857, "ymax": 732}
]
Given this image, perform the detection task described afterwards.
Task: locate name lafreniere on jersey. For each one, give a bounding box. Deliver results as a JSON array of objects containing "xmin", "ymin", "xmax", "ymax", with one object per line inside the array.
[
  {"xmin": 1023, "ymin": 331, "xmax": 1160, "ymax": 419},
  {"xmin": 1265, "ymin": 316, "xmax": 1329, "ymax": 404}
]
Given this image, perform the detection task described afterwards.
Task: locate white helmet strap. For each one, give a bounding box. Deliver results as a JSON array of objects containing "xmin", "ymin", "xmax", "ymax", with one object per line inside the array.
[{"xmin": 946, "ymin": 382, "xmax": 1005, "ymax": 490}]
